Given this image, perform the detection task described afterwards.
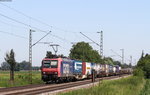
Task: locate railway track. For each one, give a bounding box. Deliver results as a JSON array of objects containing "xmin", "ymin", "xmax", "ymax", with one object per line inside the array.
[
  {"xmin": 0, "ymin": 74, "xmax": 130, "ymax": 95},
  {"xmin": 0, "ymin": 84, "xmax": 46, "ymax": 92}
]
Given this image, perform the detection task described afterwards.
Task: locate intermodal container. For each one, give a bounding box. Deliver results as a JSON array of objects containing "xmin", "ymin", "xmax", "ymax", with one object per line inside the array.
[
  {"xmin": 73, "ymin": 60, "xmax": 82, "ymax": 74},
  {"xmin": 60, "ymin": 59, "xmax": 74, "ymax": 77}
]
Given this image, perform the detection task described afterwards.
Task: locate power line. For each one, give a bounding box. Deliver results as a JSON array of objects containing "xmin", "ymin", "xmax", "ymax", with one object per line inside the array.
[
  {"xmin": 37, "ymin": 42, "xmax": 53, "ymax": 44},
  {"xmin": 0, "ymin": 3, "xmax": 99, "ymax": 44},
  {"xmin": 71, "ymin": 42, "xmax": 96, "ymax": 44},
  {"xmin": 0, "ymin": 30, "xmax": 55, "ymax": 44},
  {"xmin": 0, "ymin": 30, "xmax": 27, "ymax": 39},
  {"xmin": 110, "ymin": 49, "xmax": 122, "ymax": 58},
  {"xmin": 0, "ymin": 13, "xmax": 29, "ymax": 27},
  {"xmin": 0, "ymin": 3, "xmax": 52, "ymax": 28},
  {"xmin": 0, "ymin": 12, "xmax": 71, "ymax": 44},
  {"xmin": 0, "ymin": 19, "xmax": 28, "ymax": 30},
  {"xmin": 0, "ymin": 13, "xmax": 47, "ymax": 33},
  {"xmin": 0, "ymin": 3, "xmax": 105, "ymax": 46},
  {"xmin": 59, "ymin": 45, "xmax": 70, "ymax": 51},
  {"xmin": 0, "ymin": 15, "xmax": 70, "ymax": 44},
  {"xmin": 0, "ymin": 3, "xmax": 77, "ymax": 33},
  {"xmin": 0, "ymin": 3, "xmax": 98, "ymax": 47},
  {"xmin": 32, "ymin": 31, "xmax": 51, "ymax": 47},
  {"xmin": 80, "ymin": 32, "xmax": 100, "ymax": 46},
  {"xmin": 50, "ymin": 33, "xmax": 71, "ymax": 44},
  {"xmin": 4, "ymin": 2, "xmax": 70, "ymax": 33},
  {"xmin": 110, "ymin": 49, "xmax": 125, "ymax": 64}
]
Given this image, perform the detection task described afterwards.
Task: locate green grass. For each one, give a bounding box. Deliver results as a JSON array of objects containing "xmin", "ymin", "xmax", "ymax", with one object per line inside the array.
[
  {"xmin": 59, "ymin": 76, "xmax": 145, "ymax": 95},
  {"xmin": 140, "ymin": 79, "xmax": 150, "ymax": 95},
  {"xmin": 0, "ymin": 71, "xmax": 43, "ymax": 87}
]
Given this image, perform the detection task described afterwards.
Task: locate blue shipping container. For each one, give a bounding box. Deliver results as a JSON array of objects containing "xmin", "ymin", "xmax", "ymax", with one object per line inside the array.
[
  {"xmin": 61, "ymin": 60, "xmax": 74, "ymax": 77},
  {"xmin": 73, "ymin": 61, "xmax": 82, "ymax": 74}
]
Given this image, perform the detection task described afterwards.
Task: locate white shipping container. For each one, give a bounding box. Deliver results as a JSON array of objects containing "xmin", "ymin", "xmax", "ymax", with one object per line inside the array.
[
  {"xmin": 119, "ymin": 66, "xmax": 121, "ymax": 70},
  {"xmin": 95, "ymin": 64, "xmax": 101, "ymax": 74},
  {"xmin": 105, "ymin": 64, "xmax": 109, "ymax": 73},
  {"xmin": 85, "ymin": 62, "xmax": 92, "ymax": 75},
  {"xmin": 113, "ymin": 66, "xmax": 116, "ymax": 73}
]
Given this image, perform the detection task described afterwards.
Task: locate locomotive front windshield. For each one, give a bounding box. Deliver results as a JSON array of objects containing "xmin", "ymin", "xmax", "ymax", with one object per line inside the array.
[{"xmin": 43, "ymin": 60, "xmax": 58, "ymax": 68}]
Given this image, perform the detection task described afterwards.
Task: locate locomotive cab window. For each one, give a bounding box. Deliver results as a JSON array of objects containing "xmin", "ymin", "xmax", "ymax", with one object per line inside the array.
[
  {"xmin": 43, "ymin": 60, "xmax": 58, "ymax": 68},
  {"xmin": 51, "ymin": 61, "xmax": 58, "ymax": 68}
]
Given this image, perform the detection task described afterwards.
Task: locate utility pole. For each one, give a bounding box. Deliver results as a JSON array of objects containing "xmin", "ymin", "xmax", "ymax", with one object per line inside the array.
[
  {"xmin": 29, "ymin": 30, "xmax": 51, "ymax": 84},
  {"xmin": 134, "ymin": 59, "xmax": 137, "ymax": 66},
  {"xmin": 120, "ymin": 49, "xmax": 124, "ymax": 65},
  {"xmin": 130, "ymin": 56, "xmax": 132, "ymax": 68},
  {"xmin": 97, "ymin": 31, "xmax": 103, "ymax": 57},
  {"xmin": 50, "ymin": 44, "xmax": 59, "ymax": 56},
  {"xmin": 29, "ymin": 29, "xmax": 35, "ymax": 84}
]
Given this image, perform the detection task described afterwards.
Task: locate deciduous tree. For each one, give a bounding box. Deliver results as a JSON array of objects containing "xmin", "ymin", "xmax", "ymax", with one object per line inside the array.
[
  {"xmin": 4, "ymin": 49, "xmax": 16, "ymax": 81},
  {"xmin": 69, "ymin": 42, "xmax": 102, "ymax": 63},
  {"xmin": 136, "ymin": 53, "xmax": 150, "ymax": 78}
]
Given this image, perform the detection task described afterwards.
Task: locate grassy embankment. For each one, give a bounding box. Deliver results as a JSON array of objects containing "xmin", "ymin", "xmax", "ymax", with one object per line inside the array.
[
  {"xmin": 0, "ymin": 71, "xmax": 43, "ymax": 87},
  {"xmin": 59, "ymin": 76, "xmax": 146, "ymax": 95},
  {"xmin": 140, "ymin": 79, "xmax": 150, "ymax": 95}
]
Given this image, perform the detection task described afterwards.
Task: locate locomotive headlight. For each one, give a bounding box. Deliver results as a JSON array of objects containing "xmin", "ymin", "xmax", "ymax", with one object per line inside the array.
[
  {"xmin": 54, "ymin": 72, "xmax": 57, "ymax": 74},
  {"xmin": 43, "ymin": 72, "xmax": 46, "ymax": 74}
]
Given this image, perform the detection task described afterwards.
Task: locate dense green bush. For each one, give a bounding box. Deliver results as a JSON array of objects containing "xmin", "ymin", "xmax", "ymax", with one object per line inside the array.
[
  {"xmin": 140, "ymin": 79, "xmax": 150, "ymax": 95},
  {"xmin": 133, "ymin": 68, "xmax": 144, "ymax": 77},
  {"xmin": 137, "ymin": 54, "xmax": 150, "ymax": 78}
]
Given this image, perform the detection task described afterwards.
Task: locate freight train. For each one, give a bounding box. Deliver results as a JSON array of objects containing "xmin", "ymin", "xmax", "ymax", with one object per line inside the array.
[{"xmin": 41, "ymin": 58, "xmax": 132, "ymax": 83}]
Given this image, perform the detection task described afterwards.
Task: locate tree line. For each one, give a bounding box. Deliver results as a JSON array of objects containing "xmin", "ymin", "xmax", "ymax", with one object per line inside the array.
[
  {"xmin": 0, "ymin": 61, "xmax": 40, "ymax": 71},
  {"xmin": 134, "ymin": 51, "xmax": 150, "ymax": 78}
]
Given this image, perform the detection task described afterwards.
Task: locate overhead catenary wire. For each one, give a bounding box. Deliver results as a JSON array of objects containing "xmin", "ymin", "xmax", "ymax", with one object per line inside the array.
[
  {"xmin": 0, "ymin": 3, "xmax": 52, "ymax": 28},
  {"xmin": 0, "ymin": 13, "xmax": 97, "ymax": 59},
  {"xmin": 0, "ymin": 3, "xmax": 77, "ymax": 33},
  {"xmin": 49, "ymin": 33, "xmax": 71, "ymax": 44},
  {"xmin": 110, "ymin": 49, "xmax": 122, "ymax": 58},
  {"xmin": 80, "ymin": 32, "xmax": 100, "ymax": 46},
  {"xmin": 0, "ymin": 19, "xmax": 29, "ymax": 30},
  {"xmin": 0, "ymin": 12, "xmax": 71, "ymax": 44},
  {"xmin": 0, "ymin": 3, "xmax": 96, "ymax": 46},
  {"xmin": 37, "ymin": 42, "xmax": 53, "ymax": 44},
  {"xmin": 0, "ymin": 3, "xmax": 98, "ymax": 44},
  {"xmin": 32, "ymin": 31, "xmax": 51, "ymax": 47},
  {"xmin": 0, "ymin": 13, "xmax": 48, "ymax": 33},
  {"xmin": 0, "ymin": 30, "xmax": 53, "ymax": 44},
  {"xmin": 0, "ymin": 3, "xmax": 96, "ymax": 34},
  {"xmin": 0, "ymin": 30, "xmax": 27, "ymax": 39}
]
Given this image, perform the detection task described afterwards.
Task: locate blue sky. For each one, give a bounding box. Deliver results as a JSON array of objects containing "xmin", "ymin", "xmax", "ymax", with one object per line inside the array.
[{"xmin": 0, "ymin": 0, "xmax": 150, "ymax": 66}]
